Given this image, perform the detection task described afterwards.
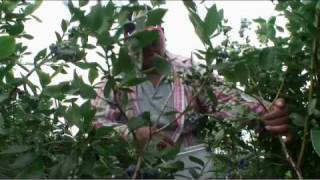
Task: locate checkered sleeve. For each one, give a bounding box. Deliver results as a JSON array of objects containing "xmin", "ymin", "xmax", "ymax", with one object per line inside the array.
[
  {"xmin": 197, "ymin": 79, "xmax": 269, "ymax": 120},
  {"xmin": 91, "ymin": 81, "xmax": 129, "ymax": 136}
]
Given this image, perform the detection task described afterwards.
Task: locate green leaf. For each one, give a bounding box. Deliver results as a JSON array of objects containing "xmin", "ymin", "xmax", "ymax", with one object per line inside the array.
[
  {"xmin": 234, "ymin": 62, "xmax": 248, "ymax": 83},
  {"xmin": 15, "ymin": 161, "xmax": 43, "ymax": 179},
  {"xmin": 89, "ymin": 68, "xmax": 98, "ymax": 84},
  {"xmin": 11, "ymin": 152, "xmax": 37, "ymax": 169},
  {"xmin": 308, "ymin": 99, "xmax": 317, "ymax": 116},
  {"xmin": 189, "ymin": 155, "xmax": 205, "ymax": 167},
  {"xmin": 61, "ymin": 19, "xmax": 68, "ymax": 32},
  {"xmin": 183, "ymin": 0, "xmax": 197, "ymax": 12},
  {"xmin": 215, "ymin": 129, "xmax": 225, "ymax": 142},
  {"xmin": 24, "ymin": 0, "xmax": 43, "ymax": 15},
  {"xmin": 64, "ymin": 103, "xmax": 82, "ymax": 126},
  {"xmin": 204, "ymin": 4, "xmax": 220, "ymax": 37},
  {"xmin": 7, "ymin": 22, "xmax": 24, "ymax": 36},
  {"xmin": 311, "ymin": 128, "xmax": 320, "ymax": 158},
  {"xmin": 150, "ymin": 0, "xmax": 165, "ymax": 7},
  {"xmin": 76, "ymin": 62, "xmax": 99, "ymax": 69},
  {"xmin": 128, "ymin": 112, "xmax": 151, "ymax": 131},
  {"xmin": 36, "ymin": 69, "xmax": 51, "ymax": 86},
  {"xmin": 276, "ymin": 25, "xmax": 284, "ymax": 32},
  {"xmin": 0, "ymin": 93, "xmax": 9, "ymax": 103},
  {"xmin": 124, "ymin": 77, "xmax": 147, "ymax": 86},
  {"xmin": 0, "ymin": 36, "xmax": 16, "ymax": 60},
  {"xmin": 71, "ymin": 71, "xmax": 96, "ymax": 99},
  {"xmin": 162, "ymin": 145, "xmax": 180, "ymax": 160},
  {"xmin": 34, "ymin": 48, "xmax": 47, "ymax": 63},
  {"xmin": 188, "ymin": 10, "xmax": 209, "ymax": 45},
  {"xmin": 146, "ymin": 8, "xmax": 167, "ymax": 26},
  {"xmin": 31, "ymin": 14, "xmax": 42, "ymax": 23},
  {"xmin": 103, "ymin": 78, "xmax": 114, "ymax": 98},
  {"xmin": 206, "ymin": 88, "xmax": 217, "ymax": 105},
  {"xmin": 95, "ymin": 127, "xmax": 114, "ymax": 138},
  {"xmin": 259, "ymin": 48, "xmax": 277, "ymax": 69},
  {"xmin": 55, "ymin": 31, "xmax": 62, "ymax": 42},
  {"xmin": 253, "ymin": 18, "xmax": 266, "ymax": 24},
  {"xmin": 290, "ymin": 113, "xmax": 305, "ymax": 127},
  {"xmin": 80, "ymin": 100, "xmax": 95, "ymax": 132},
  {"xmin": 79, "ymin": 0, "xmax": 89, "ymax": 7},
  {"xmin": 113, "ymin": 47, "xmax": 134, "ymax": 75},
  {"xmin": 43, "ymin": 81, "xmax": 71, "ymax": 99},
  {"xmin": 61, "ymin": 155, "xmax": 76, "ymax": 178},
  {"xmin": 2, "ymin": 1, "xmax": 19, "ymax": 12},
  {"xmin": 86, "ymin": 4, "xmax": 105, "ymax": 31},
  {"xmin": 22, "ymin": 34, "xmax": 34, "ymax": 40},
  {"xmin": 132, "ymin": 30, "xmax": 160, "ymax": 48},
  {"xmin": 154, "ymin": 56, "xmax": 171, "ymax": 75},
  {"xmin": 0, "ymin": 145, "xmax": 30, "ymax": 155},
  {"xmin": 79, "ymin": 151, "xmax": 95, "ymax": 176}
]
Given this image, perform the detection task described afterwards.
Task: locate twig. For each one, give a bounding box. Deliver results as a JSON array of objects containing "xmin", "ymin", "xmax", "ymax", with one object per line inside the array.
[
  {"xmin": 247, "ymin": 65, "xmax": 303, "ymax": 179},
  {"xmin": 96, "ymin": 92, "xmax": 129, "ymax": 122},
  {"xmin": 155, "ymin": 81, "xmax": 206, "ymax": 134},
  {"xmin": 132, "ymin": 155, "xmax": 143, "ymax": 179},
  {"xmin": 279, "ymin": 136, "xmax": 303, "ymax": 179},
  {"xmin": 256, "ymin": 90, "xmax": 303, "ymax": 179},
  {"xmin": 153, "ymin": 85, "xmax": 176, "ymax": 128}
]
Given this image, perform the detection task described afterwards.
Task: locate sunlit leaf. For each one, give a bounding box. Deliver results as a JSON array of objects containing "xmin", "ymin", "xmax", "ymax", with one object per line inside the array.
[
  {"xmin": 36, "ymin": 69, "xmax": 51, "ymax": 86},
  {"xmin": 89, "ymin": 68, "xmax": 98, "ymax": 84},
  {"xmin": 24, "ymin": 0, "xmax": 43, "ymax": 15},
  {"xmin": 183, "ymin": 0, "xmax": 197, "ymax": 12},
  {"xmin": 146, "ymin": 8, "xmax": 167, "ymax": 26},
  {"xmin": 0, "ymin": 145, "xmax": 30, "ymax": 155},
  {"xmin": 154, "ymin": 56, "xmax": 171, "ymax": 75},
  {"xmin": 15, "ymin": 161, "xmax": 43, "ymax": 179},
  {"xmin": 79, "ymin": 0, "xmax": 89, "ymax": 7},
  {"xmin": 61, "ymin": 19, "xmax": 68, "ymax": 32},
  {"xmin": 0, "ymin": 36, "xmax": 16, "ymax": 60},
  {"xmin": 150, "ymin": 0, "xmax": 165, "ymax": 7},
  {"xmin": 311, "ymin": 129, "xmax": 320, "ymax": 158},
  {"xmin": 7, "ymin": 22, "xmax": 24, "ymax": 36},
  {"xmin": 204, "ymin": 4, "xmax": 220, "ymax": 37}
]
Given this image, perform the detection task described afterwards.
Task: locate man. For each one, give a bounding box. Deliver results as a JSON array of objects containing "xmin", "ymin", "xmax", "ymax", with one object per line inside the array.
[{"xmin": 92, "ymin": 11, "xmax": 291, "ymax": 178}]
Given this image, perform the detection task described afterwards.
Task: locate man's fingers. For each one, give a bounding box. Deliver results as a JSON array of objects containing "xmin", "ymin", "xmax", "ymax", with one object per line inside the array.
[
  {"xmin": 273, "ymin": 98, "xmax": 286, "ymax": 109},
  {"xmin": 265, "ymin": 124, "xmax": 289, "ymax": 134},
  {"xmin": 263, "ymin": 108, "xmax": 288, "ymax": 120},
  {"xmin": 263, "ymin": 116, "xmax": 289, "ymax": 126}
]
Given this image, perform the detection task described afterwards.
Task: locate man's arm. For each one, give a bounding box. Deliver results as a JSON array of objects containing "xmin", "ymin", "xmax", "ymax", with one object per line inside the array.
[
  {"xmin": 91, "ymin": 81, "xmax": 129, "ymax": 137},
  {"xmin": 197, "ymin": 80, "xmax": 291, "ymax": 142}
]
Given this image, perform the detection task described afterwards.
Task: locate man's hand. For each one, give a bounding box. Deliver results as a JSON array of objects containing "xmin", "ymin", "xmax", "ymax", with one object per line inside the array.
[
  {"xmin": 134, "ymin": 127, "xmax": 174, "ymax": 149},
  {"xmin": 135, "ymin": 127, "xmax": 153, "ymax": 145},
  {"xmin": 262, "ymin": 98, "xmax": 292, "ymax": 143}
]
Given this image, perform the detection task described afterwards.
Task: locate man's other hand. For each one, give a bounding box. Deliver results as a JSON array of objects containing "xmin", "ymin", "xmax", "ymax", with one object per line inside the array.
[
  {"xmin": 262, "ymin": 98, "xmax": 292, "ymax": 143},
  {"xmin": 135, "ymin": 127, "xmax": 153, "ymax": 145},
  {"xmin": 134, "ymin": 127, "xmax": 174, "ymax": 149}
]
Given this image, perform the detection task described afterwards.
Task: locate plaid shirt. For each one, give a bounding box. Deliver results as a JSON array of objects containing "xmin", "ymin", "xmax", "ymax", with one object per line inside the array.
[{"xmin": 92, "ymin": 52, "xmax": 266, "ymax": 146}]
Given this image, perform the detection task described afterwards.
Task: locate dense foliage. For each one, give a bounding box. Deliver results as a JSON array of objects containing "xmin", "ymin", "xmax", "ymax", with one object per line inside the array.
[{"xmin": 0, "ymin": 0, "xmax": 319, "ymax": 178}]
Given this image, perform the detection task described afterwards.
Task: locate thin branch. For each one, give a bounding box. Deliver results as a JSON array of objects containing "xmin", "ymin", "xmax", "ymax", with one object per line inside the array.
[
  {"xmin": 297, "ymin": 8, "xmax": 320, "ymax": 169},
  {"xmin": 153, "ymin": 85, "xmax": 176, "ymax": 128},
  {"xmin": 257, "ymin": 91, "xmax": 303, "ymax": 179},
  {"xmin": 155, "ymin": 81, "xmax": 206, "ymax": 134},
  {"xmin": 247, "ymin": 65, "xmax": 303, "ymax": 179}
]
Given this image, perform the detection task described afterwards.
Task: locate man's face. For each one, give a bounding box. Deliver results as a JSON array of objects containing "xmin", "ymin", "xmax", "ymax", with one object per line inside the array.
[{"xmin": 142, "ymin": 26, "xmax": 166, "ymax": 69}]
